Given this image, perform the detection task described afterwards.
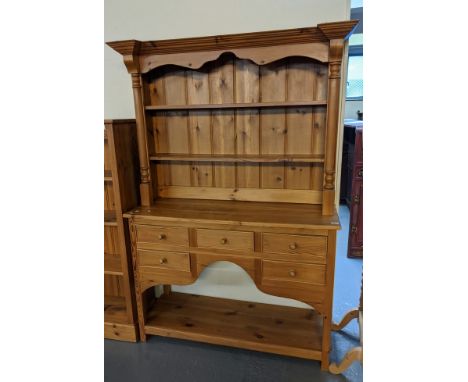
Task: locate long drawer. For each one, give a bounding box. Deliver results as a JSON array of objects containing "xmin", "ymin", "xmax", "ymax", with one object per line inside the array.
[
  {"xmin": 138, "ymin": 249, "xmax": 190, "ymax": 272},
  {"xmin": 136, "ymin": 225, "xmax": 189, "ymax": 251},
  {"xmin": 196, "ymin": 228, "xmax": 254, "ymax": 252},
  {"xmin": 262, "ymin": 260, "xmax": 326, "ymax": 285},
  {"xmin": 262, "ymin": 233, "xmax": 327, "ymax": 264}
]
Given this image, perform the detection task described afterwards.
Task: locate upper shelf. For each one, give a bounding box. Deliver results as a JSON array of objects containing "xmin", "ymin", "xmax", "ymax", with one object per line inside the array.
[
  {"xmin": 145, "ymin": 100, "xmax": 327, "ymax": 112},
  {"xmin": 151, "ymin": 153, "xmax": 324, "ymax": 163}
]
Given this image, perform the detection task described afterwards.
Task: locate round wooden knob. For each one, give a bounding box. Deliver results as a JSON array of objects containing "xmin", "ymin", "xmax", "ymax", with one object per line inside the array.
[
  {"xmin": 289, "ymin": 270, "xmax": 296, "ymax": 277},
  {"xmin": 159, "ymin": 258, "xmax": 167, "ymax": 264},
  {"xmin": 220, "ymin": 238, "xmax": 228, "ymax": 244},
  {"xmin": 289, "ymin": 243, "xmax": 297, "ymax": 250},
  {"xmin": 158, "ymin": 234, "xmax": 166, "ymax": 240}
]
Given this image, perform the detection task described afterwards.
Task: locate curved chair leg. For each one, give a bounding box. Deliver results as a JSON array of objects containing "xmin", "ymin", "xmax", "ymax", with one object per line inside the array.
[
  {"xmin": 329, "ymin": 346, "xmax": 363, "ymax": 374},
  {"xmin": 332, "ymin": 308, "xmax": 360, "ymax": 331}
]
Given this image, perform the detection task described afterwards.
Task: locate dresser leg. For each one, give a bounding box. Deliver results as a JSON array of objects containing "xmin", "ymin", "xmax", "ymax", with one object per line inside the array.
[
  {"xmin": 136, "ymin": 291, "xmax": 147, "ymax": 342},
  {"xmin": 321, "ymin": 314, "xmax": 332, "ymax": 371}
]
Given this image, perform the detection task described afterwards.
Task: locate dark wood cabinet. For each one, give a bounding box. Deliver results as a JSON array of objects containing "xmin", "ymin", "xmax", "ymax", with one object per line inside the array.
[{"xmin": 347, "ymin": 126, "xmax": 363, "ymax": 258}]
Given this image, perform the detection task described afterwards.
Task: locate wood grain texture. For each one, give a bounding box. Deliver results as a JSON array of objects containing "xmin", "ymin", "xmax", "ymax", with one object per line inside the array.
[
  {"xmin": 135, "ymin": 224, "xmax": 189, "ymax": 250},
  {"xmin": 104, "ymin": 322, "xmax": 137, "ymax": 342},
  {"xmin": 144, "ymin": 55, "xmax": 328, "ymax": 200},
  {"xmin": 139, "ymin": 43, "xmax": 330, "ymax": 73},
  {"xmin": 125, "ymin": 198, "xmax": 340, "ymax": 231},
  {"xmin": 157, "ymin": 186, "xmax": 322, "ymax": 204},
  {"xmin": 138, "ymin": 249, "xmax": 190, "ymax": 271},
  {"xmin": 151, "ymin": 154, "xmax": 324, "ymax": 163},
  {"xmin": 262, "ymin": 260, "xmax": 326, "ymax": 285},
  {"xmin": 196, "ymin": 228, "xmax": 254, "ymax": 251},
  {"xmin": 262, "ymin": 233, "xmax": 327, "ymax": 259},
  {"xmin": 144, "ymin": 292, "xmax": 323, "ymax": 360},
  {"xmin": 145, "ymin": 100, "xmax": 326, "ymax": 110}
]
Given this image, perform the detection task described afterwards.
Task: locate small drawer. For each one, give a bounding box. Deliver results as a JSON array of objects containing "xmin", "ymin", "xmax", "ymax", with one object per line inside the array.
[
  {"xmin": 136, "ymin": 225, "xmax": 189, "ymax": 250},
  {"xmin": 138, "ymin": 249, "xmax": 190, "ymax": 272},
  {"xmin": 262, "ymin": 233, "xmax": 327, "ymax": 258},
  {"xmin": 196, "ymin": 229, "xmax": 254, "ymax": 252},
  {"xmin": 262, "ymin": 260, "xmax": 326, "ymax": 285}
]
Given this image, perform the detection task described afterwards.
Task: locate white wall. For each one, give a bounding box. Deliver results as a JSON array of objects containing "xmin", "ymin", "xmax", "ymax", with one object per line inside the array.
[{"xmin": 105, "ymin": 0, "xmax": 350, "ymax": 308}]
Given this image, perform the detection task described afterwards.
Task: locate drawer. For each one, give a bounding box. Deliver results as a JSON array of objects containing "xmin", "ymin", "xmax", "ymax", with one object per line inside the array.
[
  {"xmin": 262, "ymin": 233, "xmax": 327, "ymax": 258},
  {"xmin": 262, "ymin": 260, "xmax": 326, "ymax": 285},
  {"xmin": 136, "ymin": 225, "xmax": 189, "ymax": 250},
  {"xmin": 196, "ymin": 229, "xmax": 254, "ymax": 252},
  {"xmin": 138, "ymin": 249, "xmax": 190, "ymax": 272}
]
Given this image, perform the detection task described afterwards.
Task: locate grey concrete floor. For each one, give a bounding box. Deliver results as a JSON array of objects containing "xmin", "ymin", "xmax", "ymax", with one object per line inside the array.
[{"xmin": 105, "ymin": 205, "xmax": 363, "ymax": 382}]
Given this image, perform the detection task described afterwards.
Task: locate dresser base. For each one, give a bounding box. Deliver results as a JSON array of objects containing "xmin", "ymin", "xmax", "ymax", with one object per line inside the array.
[{"xmin": 144, "ymin": 292, "xmax": 323, "ymax": 360}]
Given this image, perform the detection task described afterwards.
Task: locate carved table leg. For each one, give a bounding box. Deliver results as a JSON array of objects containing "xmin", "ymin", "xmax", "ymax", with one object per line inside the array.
[{"xmin": 130, "ymin": 219, "xmax": 146, "ymax": 342}]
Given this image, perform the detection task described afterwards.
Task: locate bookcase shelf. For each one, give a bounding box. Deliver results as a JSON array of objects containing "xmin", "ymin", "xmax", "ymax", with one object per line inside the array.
[
  {"xmin": 145, "ymin": 100, "xmax": 327, "ymax": 112},
  {"xmin": 150, "ymin": 153, "xmax": 325, "ymax": 163}
]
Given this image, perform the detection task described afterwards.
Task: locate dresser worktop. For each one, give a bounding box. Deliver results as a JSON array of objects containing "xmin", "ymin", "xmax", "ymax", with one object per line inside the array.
[{"xmin": 124, "ymin": 198, "xmax": 341, "ymax": 231}]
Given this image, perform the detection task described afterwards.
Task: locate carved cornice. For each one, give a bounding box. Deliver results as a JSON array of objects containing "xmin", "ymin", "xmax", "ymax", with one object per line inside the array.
[
  {"xmin": 106, "ymin": 20, "xmax": 358, "ymax": 57},
  {"xmin": 317, "ymin": 20, "xmax": 359, "ymax": 40},
  {"xmin": 107, "ymin": 40, "xmax": 141, "ymax": 73}
]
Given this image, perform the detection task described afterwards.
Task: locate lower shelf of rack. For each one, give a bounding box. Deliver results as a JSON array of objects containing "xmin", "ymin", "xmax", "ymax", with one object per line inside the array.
[
  {"xmin": 104, "ymin": 295, "xmax": 137, "ymax": 342},
  {"xmin": 144, "ymin": 292, "xmax": 323, "ymax": 360},
  {"xmin": 104, "ymin": 322, "xmax": 137, "ymax": 342}
]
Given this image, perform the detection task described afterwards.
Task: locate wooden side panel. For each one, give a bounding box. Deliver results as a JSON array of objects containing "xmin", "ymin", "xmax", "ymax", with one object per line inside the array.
[
  {"xmin": 104, "ymin": 182, "xmax": 115, "ymax": 212},
  {"xmin": 104, "ymin": 139, "xmax": 112, "ymax": 172},
  {"xmin": 104, "ymin": 226, "xmax": 120, "ymax": 256},
  {"xmin": 104, "ymin": 274, "xmax": 125, "ymax": 297}
]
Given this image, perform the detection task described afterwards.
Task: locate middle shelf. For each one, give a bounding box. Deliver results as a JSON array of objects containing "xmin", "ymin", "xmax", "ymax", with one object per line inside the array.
[
  {"xmin": 145, "ymin": 100, "xmax": 327, "ymax": 112},
  {"xmin": 150, "ymin": 153, "xmax": 325, "ymax": 163}
]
